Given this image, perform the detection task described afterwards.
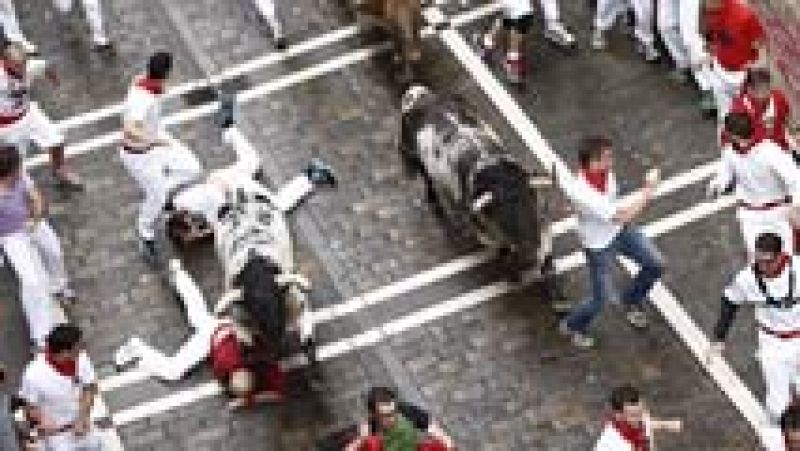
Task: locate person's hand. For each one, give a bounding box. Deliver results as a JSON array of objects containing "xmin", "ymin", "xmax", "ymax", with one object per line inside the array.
[
  {"xmin": 72, "ymin": 416, "xmax": 90, "ymax": 437},
  {"xmin": 706, "ymin": 341, "xmax": 725, "ymax": 364}
]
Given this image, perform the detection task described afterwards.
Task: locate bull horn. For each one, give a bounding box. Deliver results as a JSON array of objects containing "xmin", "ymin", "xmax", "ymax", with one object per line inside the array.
[
  {"xmin": 471, "ymin": 191, "xmax": 494, "ymax": 212},
  {"xmin": 529, "ymin": 176, "xmax": 554, "ymax": 188}
]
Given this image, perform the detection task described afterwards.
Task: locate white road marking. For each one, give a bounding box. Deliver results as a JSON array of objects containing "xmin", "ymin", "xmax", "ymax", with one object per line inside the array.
[
  {"xmin": 98, "ymin": 152, "xmax": 718, "ymax": 394},
  {"xmin": 433, "ymin": 17, "xmax": 771, "ymax": 445},
  {"xmin": 104, "ymin": 191, "xmax": 735, "ymax": 427},
  {"xmin": 26, "ymin": 3, "xmax": 502, "ymax": 170}
]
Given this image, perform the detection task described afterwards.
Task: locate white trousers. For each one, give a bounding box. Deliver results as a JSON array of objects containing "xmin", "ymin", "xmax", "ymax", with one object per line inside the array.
[
  {"xmin": 253, "ymin": 0, "xmax": 282, "ymax": 37},
  {"xmin": 0, "ymin": 0, "xmax": 31, "ymax": 45},
  {"xmin": 124, "ymin": 262, "xmax": 218, "ymax": 381},
  {"xmin": 0, "ymin": 103, "xmax": 65, "ymax": 158},
  {"xmin": 52, "ymin": 0, "xmax": 108, "ymax": 45},
  {"xmin": 43, "ymin": 428, "xmax": 102, "ymax": 451},
  {"xmin": 758, "ymin": 331, "xmax": 800, "ymax": 421},
  {"xmin": 119, "ymin": 134, "xmax": 202, "ymax": 241},
  {"xmin": 595, "ymin": 0, "xmax": 655, "ymax": 45},
  {"xmin": 737, "ymin": 206, "xmax": 794, "ymax": 259},
  {"xmin": 709, "ymin": 59, "xmax": 747, "ymax": 122},
  {"xmin": 1, "ymin": 222, "xmax": 68, "ymax": 346},
  {"xmin": 656, "ymin": 0, "xmax": 712, "ymax": 89},
  {"xmin": 539, "ymin": 0, "xmax": 562, "ymax": 27}
]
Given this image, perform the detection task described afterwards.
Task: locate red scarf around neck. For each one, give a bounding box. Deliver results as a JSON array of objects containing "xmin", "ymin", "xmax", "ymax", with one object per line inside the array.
[
  {"xmin": 581, "ymin": 168, "xmax": 609, "ymax": 193},
  {"xmin": 608, "ymin": 415, "xmax": 650, "ymax": 451},
  {"xmin": 761, "ymin": 253, "xmax": 791, "ymax": 279},
  {"xmin": 135, "ymin": 77, "xmax": 164, "ymax": 95},
  {"xmin": 45, "ymin": 349, "xmax": 77, "ymax": 378}
]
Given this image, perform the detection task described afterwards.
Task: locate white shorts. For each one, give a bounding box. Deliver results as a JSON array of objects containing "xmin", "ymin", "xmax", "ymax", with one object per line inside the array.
[{"xmin": 0, "ymin": 103, "xmax": 64, "ymax": 156}]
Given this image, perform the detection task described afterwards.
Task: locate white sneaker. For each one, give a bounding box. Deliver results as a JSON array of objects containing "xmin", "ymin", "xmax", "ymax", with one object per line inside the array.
[
  {"xmin": 114, "ymin": 338, "xmax": 143, "ymax": 368},
  {"xmin": 544, "ymin": 23, "xmax": 576, "ymax": 48},
  {"xmin": 591, "ymin": 29, "xmax": 607, "ymax": 51}
]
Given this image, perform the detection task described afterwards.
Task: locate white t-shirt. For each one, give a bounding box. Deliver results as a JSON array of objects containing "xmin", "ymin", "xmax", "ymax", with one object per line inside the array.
[
  {"xmin": 724, "ymin": 256, "xmax": 800, "ymax": 333},
  {"xmin": 122, "ymin": 76, "xmax": 163, "ymax": 146},
  {"xmin": 502, "ymin": 0, "xmax": 533, "ymax": 19},
  {"xmin": 594, "ymin": 419, "xmax": 654, "ymax": 451},
  {"xmin": 560, "ymin": 170, "xmax": 623, "ymax": 250},
  {"xmin": 18, "ymin": 352, "xmax": 96, "ymax": 428},
  {"xmin": 712, "ymin": 140, "xmax": 800, "ymax": 208},
  {"xmin": 0, "ymin": 58, "xmax": 46, "ymax": 119}
]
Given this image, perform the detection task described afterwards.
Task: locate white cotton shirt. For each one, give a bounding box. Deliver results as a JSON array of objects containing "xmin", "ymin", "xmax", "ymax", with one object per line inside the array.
[
  {"xmin": 18, "ymin": 352, "xmax": 96, "ymax": 429},
  {"xmin": 122, "ymin": 76, "xmax": 163, "ymax": 145},
  {"xmin": 712, "ymin": 140, "xmax": 800, "ymax": 207},
  {"xmin": 560, "ymin": 170, "xmax": 623, "ymax": 250},
  {"xmin": 724, "ymin": 256, "xmax": 800, "ymax": 332},
  {"xmin": 501, "ymin": 0, "xmax": 533, "ymax": 19},
  {"xmin": 0, "ymin": 59, "xmax": 46, "ymax": 118},
  {"xmin": 593, "ymin": 419, "xmax": 654, "ymax": 451}
]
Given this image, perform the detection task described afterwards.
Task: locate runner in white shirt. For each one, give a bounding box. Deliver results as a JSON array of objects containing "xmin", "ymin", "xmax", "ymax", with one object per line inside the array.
[
  {"xmin": 120, "ymin": 52, "xmax": 202, "ymax": 258},
  {"xmin": 0, "ymin": 41, "xmax": 82, "ymax": 189},
  {"xmin": 557, "ymin": 136, "xmax": 664, "ymax": 348},
  {"xmin": 708, "ymin": 113, "xmax": 800, "ymax": 257},
  {"xmin": 594, "ymin": 384, "xmax": 682, "ymax": 451},
  {"xmin": 709, "ymin": 233, "xmax": 800, "ymax": 421},
  {"xmin": 0, "ymin": 0, "xmax": 38, "ymax": 55},
  {"xmin": 18, "ymin": 325, "xmax": 101, "ymax": 451}
]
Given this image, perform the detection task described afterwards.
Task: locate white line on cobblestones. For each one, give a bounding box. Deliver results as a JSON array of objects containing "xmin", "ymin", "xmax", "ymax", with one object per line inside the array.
[
  {"xmin": 98, "ymin": 156, "xmax": 717, "ymax": 394},
  {"xmin": 433, "ymin": 17, "xmax": 771, "ymax": 446},
  {"xmin": 26, "ymin": 3, "xmax": 502, "ymax": 171},
  {"xmin": 103, "ymin": 192, "xmax": 734, "ymax": 427}
]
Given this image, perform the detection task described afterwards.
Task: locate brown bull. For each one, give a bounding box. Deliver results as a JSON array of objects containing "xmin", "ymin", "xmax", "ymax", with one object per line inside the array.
[{"xmin": 354, "ymin": 0, "xmax": 424, "ymax": 81}]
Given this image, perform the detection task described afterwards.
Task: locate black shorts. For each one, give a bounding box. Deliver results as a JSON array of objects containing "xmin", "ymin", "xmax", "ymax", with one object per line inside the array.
[{"xmin": 502, "ymin": 14, "xmax": 533, "ymax": 33}]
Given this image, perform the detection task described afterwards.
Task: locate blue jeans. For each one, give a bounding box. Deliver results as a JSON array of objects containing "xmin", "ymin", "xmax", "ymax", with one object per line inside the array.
[{"xmin": 565, "ymin": 226, "xmax": 664, "ymax": 333}]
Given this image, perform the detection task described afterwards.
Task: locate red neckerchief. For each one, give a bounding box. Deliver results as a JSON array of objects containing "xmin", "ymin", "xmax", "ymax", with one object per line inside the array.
[
  {"xmin": 762, "ymin": 253, "xmax": 791, "ymax": 279},
  {"xmin": 1, "ymin": 60, "xmax": 24, "ymax": 80},
  {"xmin": 45, "ymin": 349, "xmax": 77, "ymax": 378},
  {"xmin": 608, "ymin": 415, "xmax": 650, "ymax": 451},
  {"xmin": 135, "ymin": 77, "xmax": 164, "ymax": 95},
  {"xmin": 581, "ymin": 168, "xmax": 608, "ymax": 193}
]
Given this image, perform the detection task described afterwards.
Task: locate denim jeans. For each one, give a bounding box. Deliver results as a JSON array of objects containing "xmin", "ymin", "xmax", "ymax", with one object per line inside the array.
[{"xmin": 565, "ymin": 226, "xmax": 664, "ymax": 333}]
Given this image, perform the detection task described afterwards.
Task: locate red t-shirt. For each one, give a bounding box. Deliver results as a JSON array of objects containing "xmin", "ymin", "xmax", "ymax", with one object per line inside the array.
[
  {"xmin": 723, "ymin": 89, "xmax": 791, "ymax": 150},
  {"xmin": 705, "ymin": 0, "xmax": 764, "ymax": 71},
  {"xmin": 209, "ymin": 324, "xmax": 285, "ymax": 396}
]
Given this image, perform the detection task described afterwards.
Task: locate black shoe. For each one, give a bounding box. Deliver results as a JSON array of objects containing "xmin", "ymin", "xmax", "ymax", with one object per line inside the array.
[
  {"xmin": 274, "ymin": 35, "xmax": 287, "ymax": 50},
  {"xmin": 305, "ymin": 159, "xmax": 336, "ymax": 187},
  {"xmin": 139, "ymin": 238, "xmax": 159, "ymax": 263},
  {"xmin": 216, "ymin": 89, "xmax": 237, "ymax": 129}
]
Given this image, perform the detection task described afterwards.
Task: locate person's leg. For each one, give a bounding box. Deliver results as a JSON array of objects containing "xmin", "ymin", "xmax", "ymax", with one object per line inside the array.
[
  {"xmin": 0, "ymin": 0, "xmax": 37, "ymax": 54},
  {"xmin": 27, "ymin": 103, "xmax": 82, "ymax": 189},
  {"xmin": 161, "ymin": 133, "xmax": 203, "ymax": 185},
  {"xmin": 79, "ymin": 0, "xmax": 111, "ymax": 47},
  {"xmin": 27, "ymin": 221, "xmax": 72, "ymax": 298},
  {"xmin": 118, "ymin": 331, "xmax": 213, "ymax": 381},
  {"xmin": 629, "ymin": 0, "xmax": 659, "ymax": 61},
  {"xmin": 593, "ymin": 0, "xmax": 625, "ymax": 49},
  {"xmin": 253, "ymin": 0, "xmax": 285, "ymax": 46},
  {"xmin": 616, "ymin": 227, "xmax": 664, "ymax": 305},
  {"xmin": 221, "ymin": 127, "xmax": 261, "ymax": 179},
  {"xmin": 1, "ymin": 232, "xmax": 56, "ymax": 347},
  {"xmin": 563, "ymin": 245, "xmax": 617, "ymax": 333},
  {"xmin": 120, "ymin": 149, "xmax": 169, "ymax": 242},
  {"xmin": 759, "ymin": 337, "xmax": 796, "ymax": 421},
  {"xmin": 657, "ymin": 0, "xmax": 689, "ymax": 70},
  {"xmin": 540, "ymin": 0, "xmax": 575, "ymax": 47},
  {"xmin": 168, "ymin": 259, "xmax": 215, "ymax": 331}
]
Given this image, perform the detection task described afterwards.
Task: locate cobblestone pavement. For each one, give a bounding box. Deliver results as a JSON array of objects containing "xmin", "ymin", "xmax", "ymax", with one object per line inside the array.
[{"xmin": 0, "ymin": 0, "xmax": 775, "ymax": 449}]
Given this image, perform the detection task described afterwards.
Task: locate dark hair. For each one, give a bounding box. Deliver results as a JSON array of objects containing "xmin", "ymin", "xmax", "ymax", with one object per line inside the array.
[
  {"xmin": 755, "ymin": 232, "xmax": 783, "ymax": 254},
  {"xmin": 724, "ymin": 112, "xmax": 754, "ymax": 140},
  {"xmin": 0, "ymin": 145, "xmax": 21, "ymax": 179},
  {"xmin": 744, "ymin": 67, "xmax": 772, "ymax": 89},
  {"xmin": 147, "ymin": 52, "xmax": 173, "ymax": 80},
  {"xmin": 367, "ymin": 386, "xmax": 397, "ymax": 414},
  {"xmin": 783, "ymin": 404, "xmax": 800, "ymax": 433},
  {"xmin": 610, "ymin": 384, "xmax": 640, "ymax": 411},
  {"xmin": 46, "ymin": 324, "xmax": 82, "ymax": 354},
  {"xmin": 578, "ymin": 136, "xmax": 612, "ymax": 168}
]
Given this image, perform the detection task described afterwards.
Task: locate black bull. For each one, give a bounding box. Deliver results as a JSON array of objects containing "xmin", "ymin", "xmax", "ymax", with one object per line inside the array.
[{"xmin": 398, "ymin": 86, "xmax": 562, "ymax": 294}]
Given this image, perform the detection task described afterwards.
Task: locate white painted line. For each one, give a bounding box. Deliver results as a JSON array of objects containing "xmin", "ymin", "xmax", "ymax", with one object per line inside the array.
[
  {"xmin": 434, "ymin": 18, "xmax": 770, "ymax": 446},
  {"xmin": 105, "ymin": 188, "xmax": 734, "ymax": 427},
  {"xmin": 55, "ymin": 2, "xmax": 501, "ymax": 134},
  {"xmin": 28, "ymin": 3, "xmax": 503, "ymax": 170},
  {"xmin": 98, "ymin": 155, "xmax": 716, "ymax": 393}
]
